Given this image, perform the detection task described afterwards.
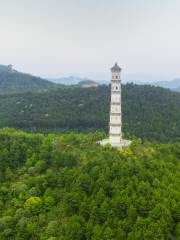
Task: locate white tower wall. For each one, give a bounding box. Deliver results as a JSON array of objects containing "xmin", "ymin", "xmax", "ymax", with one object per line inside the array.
[{"xmin": 109, "ymin": 63, "xmax": 122, "ymax": 144}]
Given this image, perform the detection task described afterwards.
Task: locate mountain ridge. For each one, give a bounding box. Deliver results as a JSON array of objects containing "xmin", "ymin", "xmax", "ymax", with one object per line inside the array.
[{"xmin": 0, "ymin": 64, "xmax": 58, "ymax": 93}]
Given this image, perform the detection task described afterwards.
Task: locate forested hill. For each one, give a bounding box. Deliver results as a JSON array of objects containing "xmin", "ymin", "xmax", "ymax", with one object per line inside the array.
[
  {"xmin": 0, "ymin": 84, "xmax": 179, "ymax": 142},
  {"xmin": 0, "ymin": 64, "xmax": 57, "ymax": 93},
  {"xmin": 0, "ymin": 129, "xmax": 180, "ymax": 239}
]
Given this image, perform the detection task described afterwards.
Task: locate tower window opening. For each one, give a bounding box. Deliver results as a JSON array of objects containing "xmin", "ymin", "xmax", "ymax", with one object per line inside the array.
[{"xmin": 116, "ymin": 76, "xmax": 118, "ymax": 79}]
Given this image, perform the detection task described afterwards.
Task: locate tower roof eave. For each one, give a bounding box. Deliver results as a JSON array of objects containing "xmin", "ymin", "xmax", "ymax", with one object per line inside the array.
[{"xmin": 111, "ymin": 62, "xmax": 122, "ymax": 72}]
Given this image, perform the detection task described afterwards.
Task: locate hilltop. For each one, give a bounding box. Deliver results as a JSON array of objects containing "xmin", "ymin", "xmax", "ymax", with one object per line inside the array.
[
  {"xmin": 0, "ymin": 129, "xmax": 180, "ymax": 239},
  {"xmin": 0, "ymin": 65, "xmax": 57, "ymax": 93}
]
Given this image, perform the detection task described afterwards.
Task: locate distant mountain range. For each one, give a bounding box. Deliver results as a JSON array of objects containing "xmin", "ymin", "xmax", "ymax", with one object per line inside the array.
[
  {"xmin": 150, "ymin": 78, "xmax": 180, "ymax": 92},
  {"xmin": 49, "ymin": 76, "xmax": 108, "ymax": 86},
  {"xmin": 49, "ymin": 76, "xmax": 180, "ymax": 92},
  {"xmin": 131, "ymin": 78, "xmax": 180, "ymax": 92},
  {"xmin": 0, "ymin": 64, "xmax": 180, "ymax": 93},
  {"xmin": 0, "ymin": 64, "xmax": 57, "ymax": 93},
  {"xmin": 49, "ymin": 76, "xmax": 82, "ymax": 85}
]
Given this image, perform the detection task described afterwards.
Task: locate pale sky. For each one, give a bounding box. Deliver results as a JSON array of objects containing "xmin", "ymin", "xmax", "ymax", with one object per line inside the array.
[{"xmin": 0, "ymin": 0, "xmax": 180, "ymax": 81}]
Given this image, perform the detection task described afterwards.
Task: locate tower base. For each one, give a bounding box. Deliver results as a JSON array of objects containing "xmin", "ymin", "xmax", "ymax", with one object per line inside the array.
[{"xmin": 99, "ymin": 138, "xmax": 131, "ymax": 149}]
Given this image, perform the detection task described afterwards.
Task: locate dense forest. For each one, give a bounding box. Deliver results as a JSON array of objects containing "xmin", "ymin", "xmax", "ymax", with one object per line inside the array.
[
  {"xmin": 0, "ymin": 128, "xmax": 180, "ymax": 239},
  {"xmin": 0, "ymin": 65, "xmax": 57, "ymax": 93},
  {"xmin": 0, "ymin": 84, "xmax": 179, "ymax": 142}
]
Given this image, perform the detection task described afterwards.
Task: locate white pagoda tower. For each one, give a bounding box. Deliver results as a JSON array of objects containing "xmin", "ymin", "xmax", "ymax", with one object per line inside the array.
[
  {"xmin": 109, "ymin": 63, "xmax": 122, "ymax": 145},
  {"xmin": 100, "ymin": 63, "xmax": 131, "ymax": 148}
]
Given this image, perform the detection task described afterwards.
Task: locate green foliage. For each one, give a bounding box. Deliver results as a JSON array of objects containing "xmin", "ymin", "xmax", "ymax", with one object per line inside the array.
[
  {"xmin": 24, "ymin": 196, "xmax": 43, "ymax": 214},
  {"xmin": 0, "ymin": 128, "xmax": 180, "ymax": 239},
  {"xmin": 0, "ymin": 84, "xmax": 179, "ymax": 142}
]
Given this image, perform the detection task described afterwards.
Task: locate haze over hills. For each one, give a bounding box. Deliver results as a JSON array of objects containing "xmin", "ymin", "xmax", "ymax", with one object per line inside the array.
[
  {"xmin": 1, "ymin": 63, "xmax": 179, "ymax": 93},
  {"xmin": 151, "ymin": 78, "xmax": 180, "ymax": 89},
  {"xmin": 49, "ymin": 76, "xmax": 108, "ymax": 86},
  {"xmin": 49, "ymin": 76, "xmax": 83, "ymax": 85},
  {"xmin": 131, "ymin": 78, "xmax": 180, "ymax": 92},
  {"xmin": 49, "ymin": 75, "xmax": 180, "ymax": 92},
  {"xmin": 0, "ymin": 65, "xmax": 58, "ymax": 93}
]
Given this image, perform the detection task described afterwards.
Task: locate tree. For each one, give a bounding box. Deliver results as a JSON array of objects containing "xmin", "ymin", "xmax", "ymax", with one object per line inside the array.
[{"xmin": 24, "ymin": 196, "xmax": 42, "ymax": 215}]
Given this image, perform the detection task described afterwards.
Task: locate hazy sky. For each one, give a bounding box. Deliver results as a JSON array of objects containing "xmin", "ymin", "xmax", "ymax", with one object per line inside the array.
[{"xmin": 0, "ymin": 0, "xmax": 180, "ymax": 81}]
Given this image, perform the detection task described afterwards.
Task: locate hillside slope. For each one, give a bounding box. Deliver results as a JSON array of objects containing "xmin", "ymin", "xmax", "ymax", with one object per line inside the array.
[
  {"xmin": 0, "ymin": 65, "xmax": 57, "ymax": 93},
  {"xmin": 0, "ymin": 84, "xmax": 179, "ymax": 142},
  {"xmin": 0, "ymin": 129, "xmax": 180, "ymax": 239}
]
